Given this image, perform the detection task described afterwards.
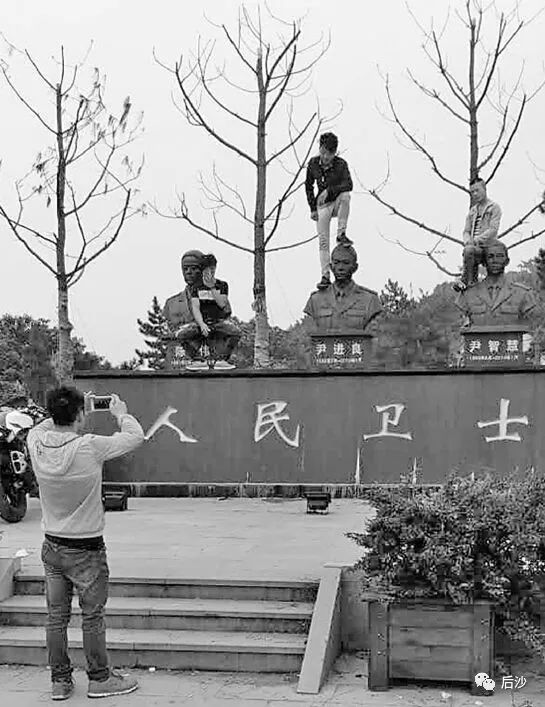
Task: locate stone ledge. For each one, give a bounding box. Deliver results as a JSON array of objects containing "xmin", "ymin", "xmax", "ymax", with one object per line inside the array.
[{"xmin": 101, "ymin": 482, "xmax": 442, "ymax": 499}]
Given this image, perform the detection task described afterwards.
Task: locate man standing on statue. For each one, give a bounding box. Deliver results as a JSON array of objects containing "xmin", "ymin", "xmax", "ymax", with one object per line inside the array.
[
  {"xmin": 305, "ymin": 132, "xmax": 353, "ymax": 290},
  {"xmin": 454, "ymin": 177, "xmax": 502, "ymax": 291}
]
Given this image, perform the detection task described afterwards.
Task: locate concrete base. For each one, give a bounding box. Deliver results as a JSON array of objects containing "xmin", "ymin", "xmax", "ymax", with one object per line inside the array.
[{"xmin": 0, "ymin": 555, "xmax": 21, "ymax": 601}]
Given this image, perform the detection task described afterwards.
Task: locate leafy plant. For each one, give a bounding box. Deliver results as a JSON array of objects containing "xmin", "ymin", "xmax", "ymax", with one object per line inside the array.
[{"xmin": 348, "ymin": 469, "xmax": 545, "ymax": 663}]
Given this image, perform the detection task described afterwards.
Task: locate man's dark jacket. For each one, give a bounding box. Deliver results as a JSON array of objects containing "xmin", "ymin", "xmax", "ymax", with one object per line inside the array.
[{"xmin": 305, "ymin": 155, "xmax": 353, "ymax": 213}]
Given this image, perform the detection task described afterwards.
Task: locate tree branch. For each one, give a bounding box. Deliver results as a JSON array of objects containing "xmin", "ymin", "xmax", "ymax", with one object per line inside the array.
[
  {"xmin": 266, "ymin": 112, "xmax": 315, "ymax": 166},
  {"xmin": 0, "ymin": 64, "xmax": 57, "ymax": 134},
  {"xmin": 486, "ymin": 94, "xmax": 526, "ymax": 183},
  {"xmin": 407, "ymin": 69, "xmax": 468, "ymax": 123},
  {"xmin": 0, "ymin": 204, "xmax": 57, "ymax": 276},
  {"xmin": 384, "ymin": 76, "xmax": 468, "ymax": 194},
  {"xmin": 67, "ymin": 189, "xmax": 131, "ymax": 281},
  {"xmin": 175, "ymin": 58, "xmax": 257, "ymax": 165},
  {"xmin": 367, "ymin": 184, "xmax": 463, "ymax": 246}
]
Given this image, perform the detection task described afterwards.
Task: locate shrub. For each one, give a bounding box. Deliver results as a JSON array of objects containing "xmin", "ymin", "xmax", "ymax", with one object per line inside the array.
[{"xmin": 348, "ymin": 469, "xmax": 545, "ymax": 661}]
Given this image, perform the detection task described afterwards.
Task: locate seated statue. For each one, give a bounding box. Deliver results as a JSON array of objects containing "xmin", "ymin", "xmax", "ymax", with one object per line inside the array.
[
  {"xmin": 304, "ymin": 244, "xmax": 383, "ymax": 332},
  {"xmin": 163, "ymin": 250, "xmax": 241, "ymax": 370},
  {"xmin": 455, "ymin": 240, "xmax": 537, "ymax": 326}
]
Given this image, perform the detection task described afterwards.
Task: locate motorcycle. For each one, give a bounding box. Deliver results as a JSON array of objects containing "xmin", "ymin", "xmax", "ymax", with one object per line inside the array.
[{"xmin": 0, "ymin": 404, "xmax": 44, "ymax": 523}]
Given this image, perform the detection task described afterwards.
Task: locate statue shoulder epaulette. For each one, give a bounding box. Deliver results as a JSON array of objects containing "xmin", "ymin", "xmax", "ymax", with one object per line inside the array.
[{"xmin": 355, "ymin": 284, "xmax": 378, "ymax": 296}]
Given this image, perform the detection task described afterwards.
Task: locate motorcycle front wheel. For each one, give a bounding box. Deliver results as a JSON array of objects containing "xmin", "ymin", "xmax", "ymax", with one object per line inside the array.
[{"xmin": 0, "ymin": 483, "xmax": 27, "ymax": 523}]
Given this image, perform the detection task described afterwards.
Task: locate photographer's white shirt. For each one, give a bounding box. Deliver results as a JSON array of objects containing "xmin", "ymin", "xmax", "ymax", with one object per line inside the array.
[{"xmin": 27, "ymin": 414, "xmax": 144, "ymax": 539}]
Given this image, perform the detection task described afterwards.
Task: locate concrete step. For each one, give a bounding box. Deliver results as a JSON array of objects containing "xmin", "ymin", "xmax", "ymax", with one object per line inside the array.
[
  {"xmin": 14, "ymin": 575, "xmax": 318, "ymax": 602},
  {"xmin": 0, "ymin": 625, "xmax": 306, "ymax": 672},
  {"xmin": 0, "ymin": 595, "xmax": 313, "ymax": 633}
]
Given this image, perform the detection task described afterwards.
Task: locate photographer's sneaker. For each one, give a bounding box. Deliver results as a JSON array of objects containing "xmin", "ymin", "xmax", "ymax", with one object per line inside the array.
[
  {"xmin": 52, "ymin": 679, "xmax": 74, "ymax": 701},
  {"xmin": 185, "ymin": 360, "xmax": 209, "ymax": 371},
  {"xmin": 214, "ymin": 360, "xmax": 235, "ymax": 370},
  {"xmin": 88, "ymin": 670, "xmax": 138, "ymax": 699}
]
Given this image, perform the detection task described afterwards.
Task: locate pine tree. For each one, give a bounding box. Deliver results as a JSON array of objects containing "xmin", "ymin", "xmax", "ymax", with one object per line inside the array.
[
  {"xmin": 535, "ymin": 249, "xmax": 545, "ymax": 290},
  {"xmin": 135, "ymin": 296, "xmax": 171, "ymax": 369}
]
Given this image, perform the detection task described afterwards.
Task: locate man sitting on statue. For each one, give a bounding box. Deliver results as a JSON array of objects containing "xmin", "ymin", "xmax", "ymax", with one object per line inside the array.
[
  {"xmin": 453, "ymin": 177, "xmax": 502, "ymax": 292},
  {"xmin": 163, "ymin": 250, "xmax": 241, "ymax": 371},
  {"xmin": 305, "ymin": 132, "xmax": 353, "ymax": 290}
]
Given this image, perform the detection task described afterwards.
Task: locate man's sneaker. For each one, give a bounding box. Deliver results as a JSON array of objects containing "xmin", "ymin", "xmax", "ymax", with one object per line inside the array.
[
  {"xmin": 336, "ymin": 231, "xmax": 353, "ymax": 245},
  {"xmin": 185, "ymin": 360, "xmax": 209, "ymax": 371},
  {"xmin": 452, "ymin": 279, "xmax": 467, "ymax": 293},
  {"xmin": 88, "ymin": 670, "xmax": 138, "ymax": 699},
  {"xmin": 316, "ymin": 275, "xmax": 331, "ymax": 290},
  {"xmin": 214, "ymin": 360, "xmax": 235, "ymax": 370},
  {"xmin": 52, "ymin": 679, "xmax": 74, "ymax": 701}
]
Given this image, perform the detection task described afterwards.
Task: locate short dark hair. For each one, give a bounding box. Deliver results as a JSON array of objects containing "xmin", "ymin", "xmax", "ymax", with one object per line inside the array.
[
  {"xmin": 470, "ymin": 176, "xmax": 486, "ymax": 187},
  {"xmin": 46, "ymin": 386, "xmax": 85, "ymax": 426},
  {"xmin": 319, "ymin": 132, "xmax": 338, "ymax": 153},
  {"xmin": 202, "ymin": 253, "xmax": 217, "ymax": 268}
]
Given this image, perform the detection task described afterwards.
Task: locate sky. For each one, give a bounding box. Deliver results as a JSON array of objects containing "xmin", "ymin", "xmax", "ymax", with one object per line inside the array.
[{"xmin": 1, "ymin": 0, "xmax": 544, "ymax": 364}]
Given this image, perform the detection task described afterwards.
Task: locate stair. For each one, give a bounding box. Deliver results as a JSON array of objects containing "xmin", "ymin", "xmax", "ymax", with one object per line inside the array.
[{"xmin": 0, "ymin": 574, "xmax": 318, "ymax": 672}]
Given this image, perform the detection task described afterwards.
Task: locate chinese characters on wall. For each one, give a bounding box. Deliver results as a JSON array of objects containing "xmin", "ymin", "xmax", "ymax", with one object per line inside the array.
[{"xmin": 144, "ymin": 398, "xmax": 530, "ymax": 448}]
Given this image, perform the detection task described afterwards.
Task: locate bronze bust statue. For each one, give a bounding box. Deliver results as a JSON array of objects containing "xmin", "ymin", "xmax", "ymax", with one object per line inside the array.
[
  {"xmin": 303, "ymin": 244, "xmax": 382, "ymax": 332},
  {"xmin": 455, "ymin": 241, "xmax": 537, "ymax": 326}
]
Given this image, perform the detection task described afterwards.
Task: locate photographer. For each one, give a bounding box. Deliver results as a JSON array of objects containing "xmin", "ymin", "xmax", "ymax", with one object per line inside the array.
[{"xmin": 27, "ymin": 386, "xmax": 144, "ymax": 701}]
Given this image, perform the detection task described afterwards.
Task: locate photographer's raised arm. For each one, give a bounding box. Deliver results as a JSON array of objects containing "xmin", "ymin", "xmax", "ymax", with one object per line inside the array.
[{"xmin": 89, "ymin": 394, "xmax": 145, "ymax": 462}]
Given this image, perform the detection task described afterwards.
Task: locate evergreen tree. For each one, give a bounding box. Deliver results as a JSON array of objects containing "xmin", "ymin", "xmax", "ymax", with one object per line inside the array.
[
  {"xmin": 535, "ymin": 249, "xmax": 545, "ymax": 290},
  {"xmin": 135, "ymin": 296, "xmax": 171, "ymax": 370}
]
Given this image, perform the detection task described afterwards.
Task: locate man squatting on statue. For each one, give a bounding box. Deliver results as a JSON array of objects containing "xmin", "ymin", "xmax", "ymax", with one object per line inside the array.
[
  {"xmin": 454, "ymin": 176, "xmax": 502, "ymax": 291},
  {"xmin": 305, "ymin": 132, "xmax": 353, "ymax": 290},
  {"xmin": 27, "ymin": 386, "xmax": 145, "ymax": 701},
  {"xmin": 163, "ymin": 250, "xmax": 241, "ymax": 370}
]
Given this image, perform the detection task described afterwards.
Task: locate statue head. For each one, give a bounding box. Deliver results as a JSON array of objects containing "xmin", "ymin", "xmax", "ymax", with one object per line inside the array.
[
  {"xmin": 330, "ymin": 244, "xmax": 358, "ymax": 283},
  {"xmin": 484, "ymin": 240, "xmax": 509, "ymax": 276},
  {"xmin": 181, "ymin": 250, "xmax": 204, "ymax": 285},
  {"xmin": 470, "ymin": 176, "xmax": 487, "ymax": 206}
]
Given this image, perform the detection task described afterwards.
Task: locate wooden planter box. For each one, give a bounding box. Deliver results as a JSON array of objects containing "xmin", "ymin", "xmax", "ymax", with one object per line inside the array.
[{"xmin": 368, "ymin": 599, "xmax": 494, "ymax": 694}]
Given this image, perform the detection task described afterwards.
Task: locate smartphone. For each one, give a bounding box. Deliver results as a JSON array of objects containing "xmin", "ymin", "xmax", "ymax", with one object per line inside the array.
[{"xmin": 88, "ymin": 395, "xmax": 113, "ymax": 412}]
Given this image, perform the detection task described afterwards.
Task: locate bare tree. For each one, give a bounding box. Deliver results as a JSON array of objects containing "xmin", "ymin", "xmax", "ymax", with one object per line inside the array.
[
  {"xmin": 366, "ymin": 1, "xmax": 545, "ymax": 276},
  {"xmin": 155, "ymin": 6, "xmax": 331, "ymax": 367},
  {"xmin": 0, "ymin": 43, "xmax": 143, "ymax": 383}
]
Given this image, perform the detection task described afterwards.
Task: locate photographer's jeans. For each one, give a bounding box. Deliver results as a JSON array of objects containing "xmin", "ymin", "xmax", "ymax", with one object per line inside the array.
[{"xmin": 41, "ymin": 539, "xmax": 110, "ymax": 683}]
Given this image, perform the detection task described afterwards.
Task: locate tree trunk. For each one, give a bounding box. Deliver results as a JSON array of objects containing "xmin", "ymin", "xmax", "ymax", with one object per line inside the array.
[
  {"xmin": 468, "ymin": 17, "xmax": 479, "ymax": 185},
  {"xmin": 54, "ymin": 83, "xmax": 74, "ymax": 384},
  {"xmin": 56, "ymin": 278, "xmax": 74, "ymax": 384},
  {"xmin": 253, "ymin": 51, "xmax": 270, "ymax": 367}
]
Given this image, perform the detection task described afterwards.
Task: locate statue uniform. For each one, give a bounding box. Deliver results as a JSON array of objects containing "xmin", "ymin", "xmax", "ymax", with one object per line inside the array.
[
  {"xmin": 163, "ymin": 289, "xmax": 193, "ymax": 330},
  {"xmin": 304, "ymin": 281, "xmax": 382, "ymax": 332},
  {"xmin": 456, "ymin": 276, "xmax": 537, "ymax": 326}
]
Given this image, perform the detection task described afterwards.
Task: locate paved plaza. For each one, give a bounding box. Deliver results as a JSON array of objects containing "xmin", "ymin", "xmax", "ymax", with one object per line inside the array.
[{"xmin": 1, "ymin": 497, "xmax": 545, "ymax": 705}]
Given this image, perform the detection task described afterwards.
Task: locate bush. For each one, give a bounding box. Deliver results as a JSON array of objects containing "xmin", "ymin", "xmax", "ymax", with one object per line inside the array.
[{"xmin": 348, "ymin": 469, "xmax": 545, "ymax": 661}]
